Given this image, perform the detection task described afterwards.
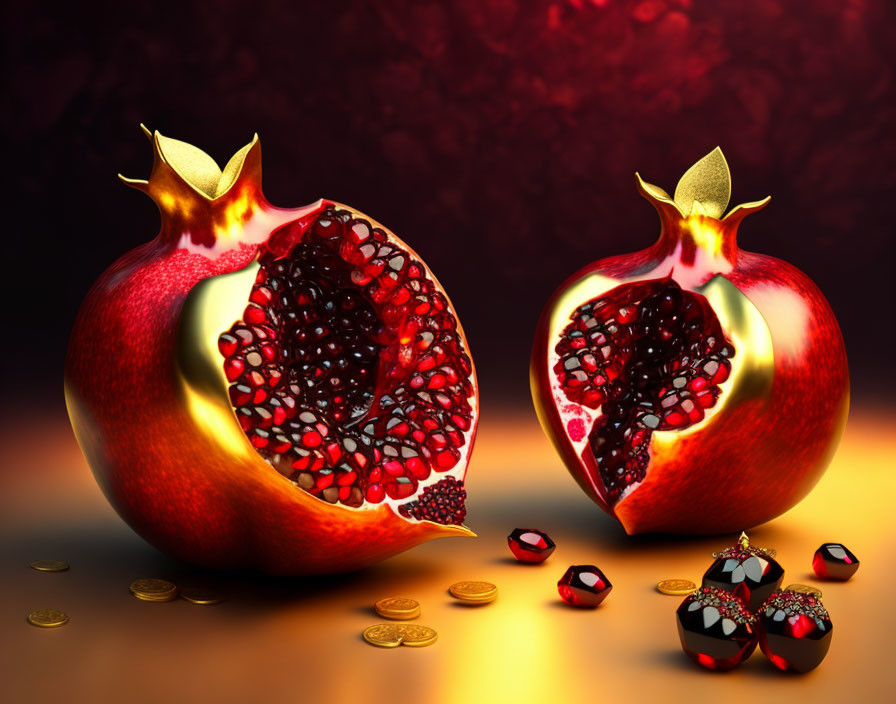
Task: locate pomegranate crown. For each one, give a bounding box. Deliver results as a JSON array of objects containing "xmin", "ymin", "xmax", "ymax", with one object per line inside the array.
[
  {"xmin": 119, "ymin": 124, "xmax": 261, "ymax": 201},
  {"xmin": 636, "ymin": 147, "xmax": 770, "ymax": 224},
  {"xmin": 117, "ymin": 125, "xmax": 266, "ymax": 249}
]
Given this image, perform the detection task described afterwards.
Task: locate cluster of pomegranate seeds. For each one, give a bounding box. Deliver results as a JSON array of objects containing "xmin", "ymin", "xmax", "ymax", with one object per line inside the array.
[
  {"xmin": 554, "ymin": 279, "xmax": 735, "ymax": 501},
  {"xmin": 397, "ymin": 477, "xmax": 466, "ymax": 525},
  {"xmin": 219, "ymin": 206, "xmax": 474, "ymax": 523}
]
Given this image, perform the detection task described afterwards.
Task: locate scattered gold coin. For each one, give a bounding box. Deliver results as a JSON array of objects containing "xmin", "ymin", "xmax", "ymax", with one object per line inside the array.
[
  {"xmin": 30, "ymin": 560, "xmax": 70, "ymax": 572},
  {"xmin": 785, "ymin": 583, "xmax": 823, "ymax": 598},
  {"xmin": 448, "ymin": 581, "xmax": 498, "ymax": 604},
  {"xmin": 375, "ymin": 597, "xmax": 421, "ymax": 620},
  {"xmin": 180, "ymin": 588, "xmax": 226, "ymax": 605},
  {"xmin": 130, "ymin": 578, "xmax": 178, "ymax": 602},
  {"xmin": 656, "ymin": 579, "xmax": 697, "ymax": 596},
  {"xmin": 363, "ymin": 623, "xmax": 437, "ymax": 648},
  {"xmin": 398, "ymin": 623, "xmax": 438, "ymax": 647},
  {"xmin": 27, "ymin": 608, "xmax": 69, "ymax": 628}
]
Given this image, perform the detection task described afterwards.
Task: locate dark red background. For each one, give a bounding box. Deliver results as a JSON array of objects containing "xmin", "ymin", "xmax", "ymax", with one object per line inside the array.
[{"xmin": 3, "ymin": 0, "xmax": 894, "ymax": 405}]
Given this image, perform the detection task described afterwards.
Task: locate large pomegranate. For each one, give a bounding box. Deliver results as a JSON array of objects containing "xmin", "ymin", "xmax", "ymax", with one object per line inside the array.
[
  {"xmin": 530, "ymin": 149, "xmax": 848, "ymax": 534},
  {"xmin": 65, "ymin": 127, "xmax": 478, "ymax": 574}
]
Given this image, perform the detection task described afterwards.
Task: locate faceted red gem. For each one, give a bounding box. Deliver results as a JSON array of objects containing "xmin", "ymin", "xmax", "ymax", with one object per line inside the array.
[
  {"xmin": 507, "ymin": 528, "xmax": 556, "ymax": 564},
  {"xmin": 557, "ymin": 565, "xmax": 612, "ymax": 607},
  {"xmin": 758, "ymin": 590, "xmax": 833, "ymax": 673},
  {"xmin": 812, "ymin": 543, "xmax": 860, "ymax": 581},
  {"xmin": 676, "ymin": 587, "xmax": 758, "ymax": 671}
]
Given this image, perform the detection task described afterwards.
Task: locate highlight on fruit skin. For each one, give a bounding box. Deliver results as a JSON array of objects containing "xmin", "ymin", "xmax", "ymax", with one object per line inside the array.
[
  {"xmin": 530, "ymin": 148, "xmax": 849, "ymax": 535},
  {"xmin": 65, "ymin": 126, "xmax": 479, "ymax": 575}
]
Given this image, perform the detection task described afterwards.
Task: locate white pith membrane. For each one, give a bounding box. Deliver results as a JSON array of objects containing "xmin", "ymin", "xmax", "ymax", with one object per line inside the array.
[
  {"xmin": 547, "ymin": 272, "xmax": 738, "ymax": 507},
  {"xmin": 218, "ymin": 205, "xmax": 477, "ymax": 524}
]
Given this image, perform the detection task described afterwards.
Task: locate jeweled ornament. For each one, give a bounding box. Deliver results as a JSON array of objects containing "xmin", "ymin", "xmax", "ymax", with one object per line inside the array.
[
  {"xmin": 812, "ymin": 543, "xmax": 860, "ymax": 581},
  {"xmin": 65, "ymin": 127, "xmax": 479, "ymax": 575},
  {"xmin": 507, "ymin": 528, "xmax": 556, "ymax": 563},
  {"xmin": 557, "ymin": 565, "xmax": 612, "ymax": 607},
  {"xmin": 676, "ymin": 586, "xmax": 758, "ymax": 671},
  {"xmin": 702, "ymin": 532, "xmax": 784, "ymax": 611},
  {"xmin": 531, "ymin": 149, "xmax": 849, "ymax": 534},
  {"xmin": 758, "ymin": 590, "xmax": 833, "ymax": 673}
]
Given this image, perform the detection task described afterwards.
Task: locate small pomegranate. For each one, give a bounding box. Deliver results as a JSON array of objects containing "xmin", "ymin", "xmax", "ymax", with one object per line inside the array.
[
  {"xmin": 676, "ymin": 586, "xmax": 758, "ymax": 671},
  {"xmin": 758, "ymin": 590, "xmax": 833, "ymax": 673},
  {"xmin": 65, "ymin": 127, "xmax": 479, "ymax": 575},
  {"xmin": 701, "ymin": 532, "xmax": 784, "ymax": 611},
  {"xmin": 531, "ymin": 149, "xmax": 849, "ymax": 534}
]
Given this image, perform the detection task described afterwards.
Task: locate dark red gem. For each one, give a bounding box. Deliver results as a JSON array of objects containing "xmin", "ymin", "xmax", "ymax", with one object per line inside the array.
[
  {"xmin": 676, "ymin": 587, "xmax": 758, "ymax": 671},
  {"xmin": 508, "ymin": 528, "xmax": 556, "ymax": 563},
  {"xmin": 557, "ymin": 565, "xmax": 612, "ymax": 607},
  {"xmin": 702, "ymin": 539, "xmax": 784, "ymax": 612},
  {"xmin": 812, "ymin": 543, "xmax": 859, "ymax": 581},
  {"xmin": 758, "ymin": 590, "xmax": 833, "ymax": 673}
]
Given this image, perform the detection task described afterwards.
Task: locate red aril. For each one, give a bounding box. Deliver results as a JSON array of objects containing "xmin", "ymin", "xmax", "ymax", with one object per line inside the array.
[
  {"xmin": 65, "ymin": 127, "xmax": 478, "ymax": 574},
  {"xmin": 531, "ymin": 149, "xmax": 848, "ymax": 534}
]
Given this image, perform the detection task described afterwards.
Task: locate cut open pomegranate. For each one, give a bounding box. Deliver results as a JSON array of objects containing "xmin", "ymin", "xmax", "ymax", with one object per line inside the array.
[
  {"xmin": 531, "ymin": 148, "xmax": 849, "ymax": 534},
  {"xmin": 219, "ymin": 205, "xmax": 475, "ymax": 522},
  {"xmin": 554, "ymin": 278, "xmax": 734, "ymax": 503},
  {"xmin": 65, "ymin": 128, "xmax": 479, "ymax": 575}
]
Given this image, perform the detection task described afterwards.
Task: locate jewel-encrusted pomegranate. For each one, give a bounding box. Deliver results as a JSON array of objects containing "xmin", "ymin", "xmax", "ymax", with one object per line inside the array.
[
  {"xmin": 65, "ymin": 127, "xmax": 479, "ymax": 575},
  {"xmin": 531, "ymin": 148, "xmax": 849, "ymax": 534},
  {"xmin": 676, "ymin": 586, "xmax": 758, "ymax": 671},
  {"xmin": 758, "ymin": 590, "xmax": 833, "ymax": 673},
  {"xmin": 702, "ymin": 533, "xmax": 784, "ymax": 611}
]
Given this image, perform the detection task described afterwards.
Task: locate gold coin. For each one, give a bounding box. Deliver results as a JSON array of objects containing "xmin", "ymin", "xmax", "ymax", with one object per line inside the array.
[
  {"xmin": 363, "ymin": 624, "xmax": 405, "ymax": 648},
  {"xmin": 362, "ymin": 623, "xmax": 437, "ymax": 648},
  {"xmin": 785, "ymin": 583, "xmax": 823, "ymax": 598},
  {"xmin": 395, "ymin": 623, "xmax": 438, "ymax": 647},
  {"xmin": 656, "ymin": 579, "xmax": 697, "ymax": 596},
  {"xmin": 449, "ymin": 581, "xmax": 498, "ymax": 603},
  {"xmin": 130, "ymin": 578, "xmax": 178, "ymax": 602},
  {"xmin": 30, "ymin": 560, "xmax": 70, "ymax": 572},
  {"xmin": 181, "ymin": 589, "xmax": 226, "ymax": 605},
  {"xmin": 27, "ymin": 608, "xmax": 69, "ymax": 628},
  {"xmin": 375, "ymin": 597, "xmax": 421, "ymax": 620}
]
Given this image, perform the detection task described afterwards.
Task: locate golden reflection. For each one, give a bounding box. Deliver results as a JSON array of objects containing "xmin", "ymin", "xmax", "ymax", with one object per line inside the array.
[
  {"xmin": 0, "ymin": 407, "xmax": 894, "ymax": 700},
  {"xmin": 175, "ymin": 259, "xmax": 261, "ymax": 460}
]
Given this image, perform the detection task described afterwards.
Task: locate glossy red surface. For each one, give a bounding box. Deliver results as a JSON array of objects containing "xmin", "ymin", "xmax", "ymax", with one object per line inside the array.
[
  {"xmin": 813, "ymin": 543, "xmax": 861, "ymax": 581},
  {"xmin": 64, "ymin": 137, "xmax": 479, "ymax": 575},
  {"xmin": 676, "ymin": 587, "xmax": 758, "ymax": 671},
  {"xmin": 557, "ymin": 564, "xmax": 612, "ymax": 607},
  {"xmin": 531, "ymin": 188, "xmax": 849, "ymax": 534},
  {"xmin": 508, "ymin": 528, "xmax": 556, "ymax": 563}
]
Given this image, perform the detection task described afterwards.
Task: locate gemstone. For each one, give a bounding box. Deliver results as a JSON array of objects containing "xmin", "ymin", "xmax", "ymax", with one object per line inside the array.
[
  {"xmin": 507, "ymin": 528, "xmax": 556, "ymax": 564},
  {"xmin": 676, "ymin": 586, "xmax": 758, "ymax": 671},
  {"xmin": 758, "ymin": 590, "xmax": 833, "ymax": 673},
  {"xmin": 557, "ymin": 565, "xmax": 612, "ymax": 607},
  {"xmin": 812, "ymin": 543, "xmax": 859, "ymax": 581},
  {"xmin": 702, "ymin": 533, "xmax": 783, "ymax": 611}
]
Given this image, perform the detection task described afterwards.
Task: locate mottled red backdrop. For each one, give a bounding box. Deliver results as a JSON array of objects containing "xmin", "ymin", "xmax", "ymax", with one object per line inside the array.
[{"xmin": 3, "ymin": 0, "xmax": 893, "ymax": 404}]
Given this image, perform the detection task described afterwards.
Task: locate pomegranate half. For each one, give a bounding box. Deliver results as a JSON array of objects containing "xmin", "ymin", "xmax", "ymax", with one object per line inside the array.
[
  {"xmin": 531, "ymin": 148, "xmax": 848, "ymax": 534},
  {"xmin": 65, "ymin": 127, "xmax": 478, "ymax": 574}
]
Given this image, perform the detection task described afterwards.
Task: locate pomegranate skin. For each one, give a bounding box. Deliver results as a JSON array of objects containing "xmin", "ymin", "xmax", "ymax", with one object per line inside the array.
[
  {"xmin": 65, "ymin": 129, "xmax": 477, "ymax": 574},
  {"xmin": 531, "ymin": 150, "xmax": 848, "ymax": 535}
]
